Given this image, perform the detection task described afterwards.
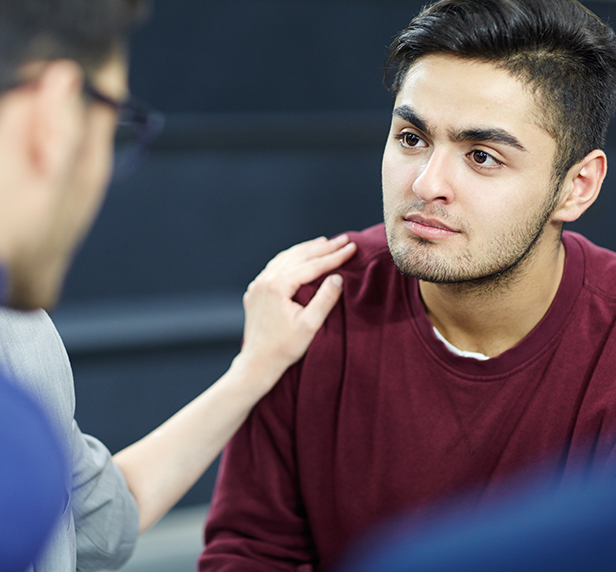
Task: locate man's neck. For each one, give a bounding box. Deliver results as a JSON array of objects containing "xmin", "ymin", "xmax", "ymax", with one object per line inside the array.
[{"xmin": 419, "ymin": 236, "xmax": 566, "ymax": 358}]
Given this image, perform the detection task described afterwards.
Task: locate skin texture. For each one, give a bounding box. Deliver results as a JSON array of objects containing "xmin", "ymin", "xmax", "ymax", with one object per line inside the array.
[{"xmin": 382, "ymin": 55, "xmax": 607, "ymax": 356}]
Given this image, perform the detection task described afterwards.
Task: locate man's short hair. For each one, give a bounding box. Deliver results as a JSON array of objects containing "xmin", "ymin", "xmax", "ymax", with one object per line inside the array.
[
  {"xmin": 0, "ymin": 0, "xmax": 148, "ymax": 88},
  {"xmin": 386, "ymin": 0, "xmax": 616, "ymax": 181}
]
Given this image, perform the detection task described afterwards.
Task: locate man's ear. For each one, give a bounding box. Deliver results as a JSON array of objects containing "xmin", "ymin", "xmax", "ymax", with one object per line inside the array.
[
  {"xmin": 27, "ymin": 59, "xmax": 85, "ymax": 180},
  {"xmin": 551, "ymin": 149, "xmax": 607, "ymax": 223}
]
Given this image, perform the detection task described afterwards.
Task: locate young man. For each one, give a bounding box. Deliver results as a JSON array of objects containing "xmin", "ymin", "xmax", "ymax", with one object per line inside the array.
[
  {"xmin": 200, "ymin": 0, "xmax": 616, "ymax": 570},
  {"xmin": 0, "ymin": 1, "xmax": 356, "ymax": 571}
]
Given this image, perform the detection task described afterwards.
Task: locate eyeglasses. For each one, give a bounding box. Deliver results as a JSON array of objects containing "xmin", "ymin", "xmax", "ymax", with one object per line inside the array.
[{"xmin": 83, "ymin": 80, "xmax": 165, "ymax": 178}]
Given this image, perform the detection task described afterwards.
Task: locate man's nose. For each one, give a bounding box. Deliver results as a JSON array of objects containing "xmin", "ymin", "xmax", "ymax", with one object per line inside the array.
[{"xmin": 412, "ymin": 150, "xmax": 455, "ymax": 204}]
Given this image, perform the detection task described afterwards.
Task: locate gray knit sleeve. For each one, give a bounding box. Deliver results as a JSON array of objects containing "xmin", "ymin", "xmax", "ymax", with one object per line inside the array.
[{"xmin": 72, "ymin": 421, "xmax": 139, "ymax": 571}]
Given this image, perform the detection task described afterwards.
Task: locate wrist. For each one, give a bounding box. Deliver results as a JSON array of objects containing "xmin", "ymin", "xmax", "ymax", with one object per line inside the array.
[{"xmin": 228, "ymin": 349, "xmax": 290, "ymax": 396}]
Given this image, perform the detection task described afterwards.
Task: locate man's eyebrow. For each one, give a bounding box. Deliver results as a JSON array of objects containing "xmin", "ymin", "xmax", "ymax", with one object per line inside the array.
[
  {"xmin": 451, "ymin": 128, "xmax": 527, "ymax": 151},
  {"xmin": 392, "ymin": 106, "xmax": 526, "ymax": 152},
  {"xmin": 392, "ymin": 105, "xmax": 432, "ymax": 136}
]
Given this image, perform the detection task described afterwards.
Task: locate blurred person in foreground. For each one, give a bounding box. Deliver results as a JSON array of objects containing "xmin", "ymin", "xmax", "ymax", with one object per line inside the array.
[
  {"xmin": 334, "ymin": 467, "xmax": 616, "ymax": 572},
  {"xmin": 199, "ymin": 1, "xmax": 616, "ymax": 570},
  {"xmin": 0, "ymin": 373, "xmax": 66, "ymax": 571},
  {"xmin": 0, "ymin": 1, "xmax": 356, "ymax": 571}
]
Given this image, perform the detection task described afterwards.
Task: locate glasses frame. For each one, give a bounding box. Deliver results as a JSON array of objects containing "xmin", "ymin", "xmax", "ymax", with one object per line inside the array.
[{"xmin": 83, "ymin": 79, "xmax": 165, "ymax": 177}]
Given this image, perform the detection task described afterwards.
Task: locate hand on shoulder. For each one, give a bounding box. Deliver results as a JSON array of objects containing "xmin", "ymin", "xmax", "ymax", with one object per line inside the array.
[{"xmin": 237, "ymin": 234, "xmax": 356, "ymax": 388}]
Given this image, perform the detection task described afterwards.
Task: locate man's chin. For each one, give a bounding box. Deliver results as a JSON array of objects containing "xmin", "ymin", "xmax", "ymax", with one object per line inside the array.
[
  {"xmin": 393, "ymin": 256, "xmax": 530, "ymax": 293},
  {"xmin": 390, "ymin": 248, "xmax": 456, "ymax": 283}
]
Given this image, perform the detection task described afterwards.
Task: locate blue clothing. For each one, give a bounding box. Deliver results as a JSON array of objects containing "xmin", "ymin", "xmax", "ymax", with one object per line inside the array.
[
  {"xmin": 0, "ymin": 370, "xmax": 67, "ymax": 572},
  {"xmin": 0, "ymin": 308, "xmax": 140, "ymax": 572},
  {"xmin": 334, "ymin": 470, "xmax": 616, "ymax": 572},
  {"xmin": 0, "ymin": 261, "xmax": 138, "ymax": 571}
]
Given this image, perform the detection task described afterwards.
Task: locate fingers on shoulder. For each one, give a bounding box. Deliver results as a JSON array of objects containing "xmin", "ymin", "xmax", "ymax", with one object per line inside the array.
[
  {"xmin": 300, "ymin": 274, "xmax": 344, "ymax": 332},
  {"xmin": 245, "ymin": 236, "xmax": 355, "ymax": 305},
  {"xmin": 268, "ymin": 234, "xmax": 353, "ymax": 270},
  {"xmin": 288, "ymin": 241, "xmax": 356, "ymax": 286},
  {"xmin": 314, "ymin": 240, "xmax": 357, "ymax": 271}
]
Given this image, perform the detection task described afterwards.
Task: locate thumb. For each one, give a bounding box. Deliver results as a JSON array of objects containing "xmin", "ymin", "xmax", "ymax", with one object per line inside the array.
[{"xmin": 300, "ymin": 274, "xmax": 344, "ymax": 333}]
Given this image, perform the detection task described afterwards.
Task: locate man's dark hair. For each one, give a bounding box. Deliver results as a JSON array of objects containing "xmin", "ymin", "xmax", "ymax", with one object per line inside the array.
[
  {"xmin": 0, "ymin": 0, "xmax": 148, "ymax": 88},
  {"xmin": 386, "ymin": 0, "xmax": 616, "ymax": 181}
]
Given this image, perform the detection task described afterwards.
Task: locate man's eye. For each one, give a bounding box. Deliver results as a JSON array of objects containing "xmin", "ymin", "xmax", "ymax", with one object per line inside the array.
[
  {"xmin": 470, "ymin": 150, "xmax": 501, "ymax": 167},
  {"xmin": 396, "ymin": 132, "xmax": 427, "ymax": 148}
]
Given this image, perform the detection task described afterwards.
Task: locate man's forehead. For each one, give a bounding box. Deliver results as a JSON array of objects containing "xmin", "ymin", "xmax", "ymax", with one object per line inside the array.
[
  {"xmin": 398, "ymin": 55, "xmax": 529, "ymax": 110},
  {"xmin": 393, "ymin": 54, "xmax": 553, "ymax": 149}
]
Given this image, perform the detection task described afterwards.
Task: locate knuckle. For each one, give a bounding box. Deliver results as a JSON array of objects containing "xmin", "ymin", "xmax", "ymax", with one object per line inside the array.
[
  {"xmin": 253, "ymin": 272, "xmax": 280, "ymax": 293},
  {"xmin": 299, "ymin": 313, "xmax": 320, "ymax": 333}
]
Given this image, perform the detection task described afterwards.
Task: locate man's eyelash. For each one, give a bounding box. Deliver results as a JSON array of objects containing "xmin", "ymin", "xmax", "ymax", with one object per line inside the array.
[
  {"xmin": 469, "ymin": 149, "xmax": 504, "ymax": 167},
  {"xmin": 394, "ymin": 132, "xmax": 424, "ymax": 145}
]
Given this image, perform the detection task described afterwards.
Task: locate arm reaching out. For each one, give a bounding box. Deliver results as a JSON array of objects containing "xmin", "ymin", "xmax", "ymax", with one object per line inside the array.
[{"xmin": 112, "ymin": 234, "xmax": 356, "ymax": 533}]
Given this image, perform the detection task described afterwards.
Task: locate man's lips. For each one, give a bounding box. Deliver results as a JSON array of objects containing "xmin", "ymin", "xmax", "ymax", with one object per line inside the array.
[{"xmin": 403, "ymin": 214, "xmax": 460, "ymax": 240}]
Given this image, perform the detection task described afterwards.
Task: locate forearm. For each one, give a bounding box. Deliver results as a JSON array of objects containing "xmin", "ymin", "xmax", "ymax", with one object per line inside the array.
[
  {"xmin": 113, "ymin": 352, "xmax": 288, "ymax": 533},
  {"xmin": 113, "ymin": 235, "xmax": 354, "ymax": 534}
]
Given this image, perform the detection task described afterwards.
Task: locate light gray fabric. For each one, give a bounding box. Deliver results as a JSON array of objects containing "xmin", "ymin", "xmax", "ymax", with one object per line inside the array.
[{"xmin": 0, "ymin": 307, "xmax": 139, "ymax": 572}]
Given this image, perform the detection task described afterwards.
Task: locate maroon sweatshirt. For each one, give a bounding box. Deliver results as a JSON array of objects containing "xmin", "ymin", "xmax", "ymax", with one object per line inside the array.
[{"xmin": 200, "ymin": 225, "xmax": 616, "ymax": 571}]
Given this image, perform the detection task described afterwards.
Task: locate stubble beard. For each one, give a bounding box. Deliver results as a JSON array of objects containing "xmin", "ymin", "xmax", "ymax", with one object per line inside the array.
[{"xmin": 384, "ymin": 183, "xmax": 561, "ymax": 293}]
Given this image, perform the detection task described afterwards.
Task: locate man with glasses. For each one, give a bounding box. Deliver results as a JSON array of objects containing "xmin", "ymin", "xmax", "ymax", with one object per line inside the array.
[{"xmin": 0, "ymin": 1, "xmax": 355, "ymax": 571}]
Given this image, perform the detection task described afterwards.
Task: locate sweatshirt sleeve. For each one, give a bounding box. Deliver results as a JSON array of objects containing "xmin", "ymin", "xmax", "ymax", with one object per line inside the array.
[{"xmin": 198, "ymin": 361, "xmax": 317, "ymax": 572}]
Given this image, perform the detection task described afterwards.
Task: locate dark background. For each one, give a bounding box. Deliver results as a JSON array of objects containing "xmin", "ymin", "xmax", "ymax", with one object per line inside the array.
[{"xmin": 50, "ymin": 0, "xmax": 616, "ymax": 508}]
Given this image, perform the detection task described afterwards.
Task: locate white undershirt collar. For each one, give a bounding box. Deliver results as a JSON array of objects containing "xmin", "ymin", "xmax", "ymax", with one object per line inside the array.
[{"xmin": 432, "ymin": 327, "xmax": 491, "ymax": 361}]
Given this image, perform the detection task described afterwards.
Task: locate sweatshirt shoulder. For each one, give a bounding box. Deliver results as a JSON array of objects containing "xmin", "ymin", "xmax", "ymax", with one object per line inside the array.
[
  {"xmin": 342, "ymin": 224, "xmax": 391, "ymax": 272},
  {"xmin": 294, "ymin": 224, "xmax": 393, "ymax": 306},
  {"xmin": 566, "ymin": 231, "xmax": 616, "ymax": 300}
]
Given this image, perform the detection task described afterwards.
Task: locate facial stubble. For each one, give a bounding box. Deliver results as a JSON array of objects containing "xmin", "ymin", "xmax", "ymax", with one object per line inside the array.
[{"xmin": 384, "ymin": 181, "xmax": 562, "ymax": 292}]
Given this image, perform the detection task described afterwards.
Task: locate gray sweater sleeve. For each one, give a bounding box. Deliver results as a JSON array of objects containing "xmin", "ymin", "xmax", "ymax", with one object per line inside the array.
[
  {"xmin": 72, "ymin": 422, "xmax": 139, "ymax": 571},
  {"xmin": 0, "ymin": 307, "xmax": 139, "ymax": 572}
]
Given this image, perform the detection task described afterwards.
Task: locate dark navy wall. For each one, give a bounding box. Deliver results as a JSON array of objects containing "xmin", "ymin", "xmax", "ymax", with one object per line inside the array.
[{"xmin": 128, "ymin": 0, "xmax": 413, "ymax": 114}]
